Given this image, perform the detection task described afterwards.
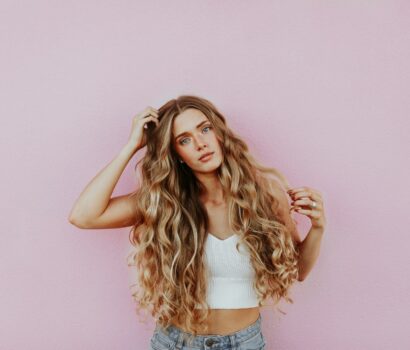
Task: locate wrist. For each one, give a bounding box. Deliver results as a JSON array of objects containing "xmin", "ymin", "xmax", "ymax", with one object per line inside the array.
[
  {"xmin": 310, "ymin": 224, "xmax": 325, "ymax": 233},
  {"xmin": 120, "ymin": 143, "xmax": 139, "ymax": 158}
]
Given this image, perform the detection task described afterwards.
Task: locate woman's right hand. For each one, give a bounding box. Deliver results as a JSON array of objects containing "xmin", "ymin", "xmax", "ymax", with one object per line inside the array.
[{"xmin": 126, "ymin": 106, "xmax": 159, "ymax": 152}]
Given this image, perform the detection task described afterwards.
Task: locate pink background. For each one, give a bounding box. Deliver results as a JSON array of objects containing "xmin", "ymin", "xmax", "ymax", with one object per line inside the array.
[{"xmin": 1, "ymin": 1, "xmax": 409, "ymax": 349}]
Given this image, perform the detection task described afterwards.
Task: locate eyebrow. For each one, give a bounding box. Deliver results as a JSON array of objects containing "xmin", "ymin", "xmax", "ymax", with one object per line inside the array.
[{"xmin": 174, "ymin": 120, "xmax": 210, "ymax": 141}]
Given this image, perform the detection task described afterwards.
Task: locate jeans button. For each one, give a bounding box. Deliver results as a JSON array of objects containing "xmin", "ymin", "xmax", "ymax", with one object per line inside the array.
[{"xmin": 205, "ymin": 338, "xmax": 215, "ymax": 346}]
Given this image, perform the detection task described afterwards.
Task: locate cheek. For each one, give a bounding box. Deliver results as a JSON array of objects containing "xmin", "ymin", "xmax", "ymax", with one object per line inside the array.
[
  {"xmin": 212, "ymin": 135, "xmax": 222, "ymax": 150},
  {"xmin": 177, "ymin": 147, "xmax": 194, "ymax": 161}
]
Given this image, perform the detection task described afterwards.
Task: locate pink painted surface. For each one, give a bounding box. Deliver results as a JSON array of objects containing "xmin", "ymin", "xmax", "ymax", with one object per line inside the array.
[{"xmin": 1, "ymin": 1, "xmax": 409, "ymax": 349}]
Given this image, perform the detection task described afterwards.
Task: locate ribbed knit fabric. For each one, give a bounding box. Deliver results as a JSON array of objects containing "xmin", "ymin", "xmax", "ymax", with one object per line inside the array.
[{"xmin": 195, "ymin": 233, "xmax": 260, "ymax": 309}]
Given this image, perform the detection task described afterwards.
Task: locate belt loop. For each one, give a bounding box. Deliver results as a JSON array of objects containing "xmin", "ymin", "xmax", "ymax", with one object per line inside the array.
[
  {"xmin": 174, "ymin": 331, "xmax": 184, "ymax": 350},
  {"xmin": 229, "ymin": 334, "xmax": 237, "ymax": 350}
]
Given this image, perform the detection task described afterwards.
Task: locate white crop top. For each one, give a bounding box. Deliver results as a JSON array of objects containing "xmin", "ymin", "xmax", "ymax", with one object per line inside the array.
[{"xmin": 195, "ymin": 232, "xmax": 260, "ymax": 309}]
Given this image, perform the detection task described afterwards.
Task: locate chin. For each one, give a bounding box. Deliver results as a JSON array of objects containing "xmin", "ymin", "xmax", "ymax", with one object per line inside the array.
[
  {"xmin": 205, "ymin": 158, "xmax": 222, "ymax": 171},
  {"xmin": 194, "ymin": 157, "xmax": 222, "ymax": 173}
]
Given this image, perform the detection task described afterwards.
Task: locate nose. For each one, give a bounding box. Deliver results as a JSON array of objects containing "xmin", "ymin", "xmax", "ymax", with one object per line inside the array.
[{"xmin": 194, "ymin": 134, "xmax": 207, "ymax": 150}]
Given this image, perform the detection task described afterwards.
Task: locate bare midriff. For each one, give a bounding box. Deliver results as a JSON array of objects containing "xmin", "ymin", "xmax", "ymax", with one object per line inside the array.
[{"xmin": 169, "ymin": 307, "xmax": 260, "ymax": 335}]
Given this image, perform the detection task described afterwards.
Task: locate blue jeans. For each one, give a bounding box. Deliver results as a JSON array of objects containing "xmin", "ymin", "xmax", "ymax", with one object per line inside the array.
[{"xmin": 149, "ymin": 313, "xmax": 266, "ymax": 350}]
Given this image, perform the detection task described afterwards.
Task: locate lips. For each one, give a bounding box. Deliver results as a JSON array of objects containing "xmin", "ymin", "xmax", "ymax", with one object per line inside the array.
[{"xmin": 199, "ymin": 151, "xmax": 214, "ymax": 160}]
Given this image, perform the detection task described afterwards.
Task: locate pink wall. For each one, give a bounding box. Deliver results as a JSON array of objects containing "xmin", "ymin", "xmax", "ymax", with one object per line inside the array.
[{"xmin": 2, "ymin": 1, "xmax": 409, "ymax": 349}]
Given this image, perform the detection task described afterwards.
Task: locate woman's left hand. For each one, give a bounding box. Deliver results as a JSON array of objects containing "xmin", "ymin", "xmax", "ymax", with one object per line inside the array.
[{"xmin": 287, "ymin": 186, "xmax": 326, "ymax": 230}]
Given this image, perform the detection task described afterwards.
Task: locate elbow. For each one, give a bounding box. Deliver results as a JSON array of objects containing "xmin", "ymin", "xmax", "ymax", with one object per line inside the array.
[
  {"xmin": 68, "ymin": 214, "xmax": 76, "ymax": 225},
  {"xmin": 68, "ymin": 215, "xmax": 88, "ymax": 229},
  {"xmin": 297, "ymin": 268, "xmax": 306, "ymax": 282},
  {"xmin": 68, "ymin": 207, "xmax": 91, "ymax": 228}
]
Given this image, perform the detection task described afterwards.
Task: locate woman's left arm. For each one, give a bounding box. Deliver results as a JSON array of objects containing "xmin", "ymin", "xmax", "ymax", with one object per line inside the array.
[
  {"xmin": 295, "ymin": 225, "xmax": 325, "ymax": 281},
  {"xmin": 288, "ymin": 186, "xmax": 327, "ymax": 281}
]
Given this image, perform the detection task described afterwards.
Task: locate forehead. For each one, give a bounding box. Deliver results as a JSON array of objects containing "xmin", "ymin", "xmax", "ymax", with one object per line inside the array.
[{"xmin": 172, "ymin": 108, "xmax": 209, "ymax": 134}]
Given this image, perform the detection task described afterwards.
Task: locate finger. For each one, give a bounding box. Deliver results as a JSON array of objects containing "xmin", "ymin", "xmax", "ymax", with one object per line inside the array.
[
  {"xmin": 142, "ymin": 115, "xmax": 159, "ymax": 129},
  {"xmin": 288, "ymin": 187, "xmax": 321, "ymax": 196},
  {"xmin": 148, "ymin": 110, "xmax": 159, "ymax": 118},
  {"xmin": 147, "ymin": 106, "xmax": 159, "ymax": 117},
  {"xmin": 141, "ymin": 107, "xmax": 159, "ymax": 119},
  {"xmin": 290, "ymin": 203, "xmax": 315, "ymax": 211},
  {"xmin": 290, "ymin": 191, "xmax": 321, "ymax": 203},
  {"xmin": 145, "ymin": 106, "xmax": 157, "ymax": 113},
  {"xmin": 292, "ymin": 198, "xmax": 320, "ymax": 209},
  {"xmin": 143, "ymin": 111, "xmax": 159, "ymax": 121},
  {"xmin": 293, "ymin": 207, "xmax": 321, "ymax": 219},
  {"xmin": 134, "ymin": 111, "xmax": 155, "ymax": 121},
  {"xmin": 290, "ymin": 191, "xmax": 321, "ymax": 201},
  {"xmin": 143, "ymin": 112, "xmax": 157, "ymax": 119}
]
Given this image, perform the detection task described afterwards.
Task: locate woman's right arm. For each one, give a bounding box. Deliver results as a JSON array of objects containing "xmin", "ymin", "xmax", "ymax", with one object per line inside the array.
[
  {"xmin": 68, "ymin": 107, "xmax": 159, "ymax": 229},
  {"xmin": 68, "ymin": 144, "xmax": 139, "ymax": 229}
]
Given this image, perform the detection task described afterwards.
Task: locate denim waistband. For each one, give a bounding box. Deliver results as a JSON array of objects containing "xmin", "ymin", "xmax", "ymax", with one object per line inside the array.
[{"xmin": 154, "ymin": 313, "xmax": 263, "ymax": 349}]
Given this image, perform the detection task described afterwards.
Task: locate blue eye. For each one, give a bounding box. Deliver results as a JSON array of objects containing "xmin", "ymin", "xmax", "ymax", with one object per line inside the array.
[{"xmin": 179, "ymin": 126, "xmax": 212, "ymax": 145}]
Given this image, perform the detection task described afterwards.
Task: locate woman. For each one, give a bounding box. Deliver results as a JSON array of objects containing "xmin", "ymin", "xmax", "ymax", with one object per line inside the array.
[{"xmin": 69, "ymin": 95, "xmax": 326, "ymax": 350}]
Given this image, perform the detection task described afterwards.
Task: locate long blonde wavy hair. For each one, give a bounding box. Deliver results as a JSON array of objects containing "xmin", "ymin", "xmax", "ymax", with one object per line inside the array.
[{"xmin": 126, "ymin": 95, "xmax": 300, "ymax": 341}]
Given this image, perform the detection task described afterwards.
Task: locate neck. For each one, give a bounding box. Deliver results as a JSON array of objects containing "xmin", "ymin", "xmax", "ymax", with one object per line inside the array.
[{"xmin": 196, "ymin": 173, "xmax": 225, "ymax": 205}]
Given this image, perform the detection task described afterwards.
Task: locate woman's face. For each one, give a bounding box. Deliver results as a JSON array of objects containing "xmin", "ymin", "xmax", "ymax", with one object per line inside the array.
[{"xmin": 172, "ymin": 108, "xmax": 223, "ymax": 173}]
